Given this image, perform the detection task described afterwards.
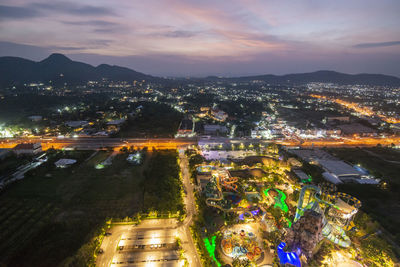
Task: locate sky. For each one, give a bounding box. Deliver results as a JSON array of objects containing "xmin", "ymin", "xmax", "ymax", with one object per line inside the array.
[{"xmin": 0, "ymin": 0, "xmax": 399, "ymax": 77}]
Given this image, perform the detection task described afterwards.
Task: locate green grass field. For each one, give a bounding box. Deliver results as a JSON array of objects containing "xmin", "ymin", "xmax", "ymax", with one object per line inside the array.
[{"xmin": 0, "ymin": 149, "xmax": 182, "ymax": 266}]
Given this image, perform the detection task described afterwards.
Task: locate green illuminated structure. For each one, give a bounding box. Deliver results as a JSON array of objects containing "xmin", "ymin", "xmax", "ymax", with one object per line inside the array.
[
  {"xmin": 263, "ymin": 188, "xmax": 289, "ymax": 213},
  {"xmin": 203, "ymin": 235, "xmax": 221, "ymax": 267}
]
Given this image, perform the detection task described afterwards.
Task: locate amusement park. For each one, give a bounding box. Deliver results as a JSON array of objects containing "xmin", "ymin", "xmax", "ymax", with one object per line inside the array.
[{"xmin": 186, "ymin": 144, "xmax": 397, "ymax": 267}]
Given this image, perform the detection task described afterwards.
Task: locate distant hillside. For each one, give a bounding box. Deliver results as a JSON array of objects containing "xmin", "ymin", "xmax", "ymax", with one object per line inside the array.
[
  {"xmin": 0, "ymin": 53, "xmax": 158, "ymax": 86},
  {"xmin": 206, "ymin": 70, "xmax": 400, "ymax": 86},
  {"xmin": 1, "ymin": 54, "xmax": 399, "ymax": 87}
]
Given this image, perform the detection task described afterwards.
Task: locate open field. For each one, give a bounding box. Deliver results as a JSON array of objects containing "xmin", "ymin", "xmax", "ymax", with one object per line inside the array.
[
  {"xmin": 117, "ymin": 102, "xmax": 183, "ymax": 138},
  {"xmin": 327, "ymin": 147, "xmax": 400, "ymax": 243},
  {"xmin": 0, "ymin": 149, "xmax": 182, "ymax": 266}
]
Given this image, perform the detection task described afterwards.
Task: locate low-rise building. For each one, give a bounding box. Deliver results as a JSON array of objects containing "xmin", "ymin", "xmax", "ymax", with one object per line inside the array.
[
  {"xmin": 65, "ymin": 121, "xmax": 89, "ymax": 128},
  {"xmin": 200, "ymin": 150, "xmax": 257, "ymax": 161},
  {"xmin": 28, "ymin": 115, "xmax": 43, "ymax": 122},
  {"xmin": 211, "ymin": 109, "xmax": 228, "ymax": 122},
  {"xmin": 176, "ymin": 118, "xmax": 195, "ymax": 137},
  {"xmin": 204, "ymin": 124, "xmax": 228, "ymax": 135},
  {"xmin": 325, "ymin": 116, "xmax": 350, "ymax": 123},
  {"xmin": 337, "ymin": 123, "xmax": 376, "ymax": 137},
  {"xmin": 251, "ymin": 128, "xmax": 272, "ymax": 139},
  {"xmin": 0, "ymin": 148, "xmax": 10, "ymax": 159},
  {"xmin": 13, "ymin": 143, "xmax": 42, "ymax": 155},
  {"xmin": 54, "ymin": 159, "xmax": 77, "ymax": 168}
]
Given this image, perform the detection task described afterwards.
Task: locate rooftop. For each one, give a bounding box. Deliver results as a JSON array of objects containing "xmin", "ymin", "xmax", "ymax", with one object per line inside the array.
[
  {"xmin": 13, "ymin": 143, "xmax": 41, "ymax": 150},
  {"xmin": 318, "ymin": 160, "xmax": 364, "ymax": 177}
]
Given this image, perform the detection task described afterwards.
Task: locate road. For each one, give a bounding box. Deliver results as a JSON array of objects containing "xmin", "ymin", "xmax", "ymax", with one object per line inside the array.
[
  {"xmin": 178, "ymin": 149, "xmax": 201, "ymax": 267},
  {"xmin": 1, "ymin": 136, "xmax": 399, "ymax": 151},
  {"xmin": 0, "ymin": 137, "xmax": 197, "ymax": 150}
]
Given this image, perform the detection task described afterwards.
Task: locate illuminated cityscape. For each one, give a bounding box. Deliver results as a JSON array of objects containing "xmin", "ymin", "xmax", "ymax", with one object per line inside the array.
[{"xmin": 0, "ymin": 1, "xmax": 400, "ymax": 267}]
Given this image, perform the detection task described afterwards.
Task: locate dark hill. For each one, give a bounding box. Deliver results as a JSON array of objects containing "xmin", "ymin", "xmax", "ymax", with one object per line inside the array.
[
  {"xmin": 0, "ymin": 53, "xmax": 157, "ymax": 86},
  {"xmin": 211, "ymin": 70, "xmax": 400, "ymax": 86}
]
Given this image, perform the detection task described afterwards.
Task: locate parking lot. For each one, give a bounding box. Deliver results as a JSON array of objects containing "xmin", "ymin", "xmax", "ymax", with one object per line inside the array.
[
  {"xmin": 111, "ymin": 251, "xmax": 180, "ymax": 266},
  {"xmin": 97, "ymin": 219, "xmax": 184, "ymax": 267}
]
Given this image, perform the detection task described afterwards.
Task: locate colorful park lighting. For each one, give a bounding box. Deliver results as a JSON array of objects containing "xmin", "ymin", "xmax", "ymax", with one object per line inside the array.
[
  {"xmin": 203, "ymin": 236, "xmax": 221, "ymax": 267},
  {"xmin": 277, "ymin": 242, "xmax": 301, "ymax": 267}
]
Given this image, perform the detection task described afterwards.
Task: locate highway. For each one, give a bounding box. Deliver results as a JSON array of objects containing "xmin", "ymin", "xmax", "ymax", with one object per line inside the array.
[
  {"xmin": 0, "ymin": 137, "xmax": 197, "ymax": 150},
  {"xmin": 1, "ymin": 136, "xmax": 400, "ymax": 151}
]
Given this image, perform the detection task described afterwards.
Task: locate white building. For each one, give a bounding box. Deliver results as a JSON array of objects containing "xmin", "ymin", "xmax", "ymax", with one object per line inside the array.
[
  {"xmin": 200, "ymin": 150, "xmax": 257, "ymax": 161},
  {"xmin": 54, "ymin": 159, "xmax": 77, "ymax": 168}
]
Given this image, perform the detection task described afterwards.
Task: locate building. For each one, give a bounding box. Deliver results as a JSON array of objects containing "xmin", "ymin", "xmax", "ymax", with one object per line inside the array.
[
  {"xmin": 337, "ymin": 123, "xmax": 376, "ymax": 137},
  {"xmin": 251, "ymin": 128, "xmax": 272, "ymax": 139},
  {"xmin": 204, "ymin": 124, "xmax": 228, "ymax": 135},
  {"xmin": 13, "ymin": 143, "xmax": 42, "ymax": 156},
  {"xmin": 65, "ymin": 121, "xmax": 89, "ymax": 128},
  {"xmin": 318, "ymin": 160, "xmax": 364, "ymax": 177},
  {"xmin": 106, "ymin": 119, "xmax": 126, "ymax": 126},
  {"xmin": 290, "ymin": 149, "xmax": 379, "ymax": 184},
  {"xmin": 28, "ymin": 115, "xmax": 43, "ymax": 122},
  {"xmin": 0, "ymin": 148, "xmax": 10, "ymax": 159},
  {"xmin": 176, "ymin": 118, "xmax": 195, "ymax": 137},
  {"xmin": 200, "ymin": 150, "xmax": 257, "ymax": 161},
  {"xmin": 106, "ymin": 119, "xmax": 126, "ymax": 133},
  {"xmin": 211, "ymin": 109, "xmax": 228, "ymax": 122},
  {"xmin": 325, "ymin": 116, "xmax": 350, "ymax": 123},
  {"xmin": 293, "ymin": 169, "xmax": 311, "ymax": 183},
  {"xmin": 54, "ymin": 159, "xmax": 77, "ymax": 168},
  {"xmin": 391, "ymin": 123, "xmax": 400, "ymax": 133}
]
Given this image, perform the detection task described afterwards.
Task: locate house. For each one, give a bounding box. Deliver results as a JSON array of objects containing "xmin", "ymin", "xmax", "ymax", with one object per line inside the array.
[{"xmin": 13, "ymin": 143, "xmax": 42, "ymax": 156}]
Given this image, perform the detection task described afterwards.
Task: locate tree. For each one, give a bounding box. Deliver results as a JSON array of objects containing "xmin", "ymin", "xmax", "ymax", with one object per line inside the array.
[{"xmin": 232, "ymin": 257, "xmax": 251, "ymax": 267}]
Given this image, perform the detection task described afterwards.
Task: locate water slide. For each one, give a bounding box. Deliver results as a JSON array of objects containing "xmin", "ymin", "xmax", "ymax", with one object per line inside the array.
[
  {"xmin": 322, "ymin": 219, "xmax": 351, "ymax": 247},
  {"xmin": 205, "ymin": 176, "xmax": 224, "ymax": 208},
  {"xmin": 206, "ymin": 170, "xmax": 242, "ymax": 212},
  {"xmin": 294, "ymin": 185, "xmax": 351, "ymax": 248},
  {"xmin": 222, "ymin": 176, "xmax": 238, "ymax": 191}
]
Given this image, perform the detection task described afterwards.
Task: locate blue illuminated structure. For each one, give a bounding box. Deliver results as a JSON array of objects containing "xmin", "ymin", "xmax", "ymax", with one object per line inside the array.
[
  {"xmin": 277, "ymin": 242, "xmax": 301, "ymax": 267},
  {"xmin": 239, "ymin": 209, "xmax": 260, "ymax": 221}
]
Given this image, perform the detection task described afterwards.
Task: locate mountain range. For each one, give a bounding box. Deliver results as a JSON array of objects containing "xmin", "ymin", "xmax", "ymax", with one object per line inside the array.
[
  {"xmin": 0, "ymin": 53, "xmax": 156, "ymax": 86},
  {"xmin": 208, "ymin": 71, "xmax": 400, "ymax": 86},
  {"xmin": 0, "ymin": 54, "xmax": 399, "ymax": 86}
]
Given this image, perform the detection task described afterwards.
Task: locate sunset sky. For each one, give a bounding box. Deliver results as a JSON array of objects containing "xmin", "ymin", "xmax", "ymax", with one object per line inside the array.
[{"xmin": 0, "ymin": 0, "xmax": 399, "ymax": 76}]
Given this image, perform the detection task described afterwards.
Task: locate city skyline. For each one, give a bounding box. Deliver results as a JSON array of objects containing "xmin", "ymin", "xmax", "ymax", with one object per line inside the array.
[{"xmin": 0, "ymin": 0, "xmax": 400, "ymax": 77}]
